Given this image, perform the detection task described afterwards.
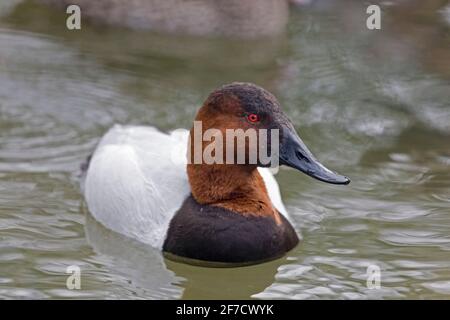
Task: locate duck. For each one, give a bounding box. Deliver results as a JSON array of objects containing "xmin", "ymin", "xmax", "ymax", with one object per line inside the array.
[
  {"xmin": 37, "ymin": 0, "xmax": 289, "ymax": 38},
  {"xmin": 82, "ymin": 82, "xmax": 349, "ymax": 266}
]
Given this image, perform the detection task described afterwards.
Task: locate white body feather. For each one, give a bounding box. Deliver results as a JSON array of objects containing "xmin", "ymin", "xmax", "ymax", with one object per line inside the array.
[{"xmin": 83, "ymin": 125, "xmax": 289, "ymax": 249}]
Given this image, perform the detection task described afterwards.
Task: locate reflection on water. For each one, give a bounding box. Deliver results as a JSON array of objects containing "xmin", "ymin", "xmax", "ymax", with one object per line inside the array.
[{"xmin": 0, "ymin": 0, "xmax": 450, "ymax": 299}]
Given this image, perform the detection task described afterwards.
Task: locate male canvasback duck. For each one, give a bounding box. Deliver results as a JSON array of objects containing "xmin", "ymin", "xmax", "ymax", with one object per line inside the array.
[{"xmin": 82, "ymin": 82, "xmax": 349, "ymax": 266}]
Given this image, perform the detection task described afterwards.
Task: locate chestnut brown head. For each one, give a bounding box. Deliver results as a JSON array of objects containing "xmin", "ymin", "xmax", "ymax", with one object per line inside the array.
[{"xmin": 190, "ymin": 82, "xmax": 350, "ymax": 185}]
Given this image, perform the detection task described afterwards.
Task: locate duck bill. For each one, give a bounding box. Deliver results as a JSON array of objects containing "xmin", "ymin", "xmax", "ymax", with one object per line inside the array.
[{"xmin": 279, "ymin": 128, "xmax": 350, "ymax": 185}]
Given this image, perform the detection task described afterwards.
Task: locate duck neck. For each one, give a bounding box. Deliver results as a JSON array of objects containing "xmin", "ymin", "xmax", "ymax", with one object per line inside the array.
[{"xmin": 187, "ymin": 163, "xmax": 281, "ymax": 223}]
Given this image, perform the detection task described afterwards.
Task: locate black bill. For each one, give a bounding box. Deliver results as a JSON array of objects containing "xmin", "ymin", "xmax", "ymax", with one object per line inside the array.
[{"xmin": 279, "ymin": 128, "xmax": 350, "ymax": 185}]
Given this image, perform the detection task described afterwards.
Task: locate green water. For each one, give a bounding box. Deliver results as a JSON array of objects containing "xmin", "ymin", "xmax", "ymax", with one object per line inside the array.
[{"xmin": 1, "ymin": 0, "xmax": 450, "ymax": 299}]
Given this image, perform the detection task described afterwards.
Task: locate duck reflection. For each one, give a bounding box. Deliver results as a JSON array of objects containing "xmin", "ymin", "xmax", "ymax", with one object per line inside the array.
[
  {"xmin": 166, "ymin": 256, "xmax": 289, "ymax": 300},
  {"xmin": 84, "ymin": 213, "xmax": 183, "ymax": 299},
  {"xmin": 85, "ymin": 212, "xmax": 290, "ymax": 299}
]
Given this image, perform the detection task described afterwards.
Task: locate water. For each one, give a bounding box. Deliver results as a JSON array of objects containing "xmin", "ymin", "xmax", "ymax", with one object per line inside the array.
[{"xmin": 1, "ymin": 0, "xmax": 450, "ymax": 299}]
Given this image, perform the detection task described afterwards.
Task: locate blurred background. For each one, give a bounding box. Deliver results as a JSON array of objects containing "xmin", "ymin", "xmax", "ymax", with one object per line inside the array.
[{"xmin": 0, "ymin": 0, "xmax": 449, "ymax": 299}]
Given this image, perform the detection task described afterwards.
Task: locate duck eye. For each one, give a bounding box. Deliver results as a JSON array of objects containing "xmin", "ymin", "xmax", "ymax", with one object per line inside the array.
[{"xmin": 246, "ymin": 113, "xmax": 260, "ymax": 123}]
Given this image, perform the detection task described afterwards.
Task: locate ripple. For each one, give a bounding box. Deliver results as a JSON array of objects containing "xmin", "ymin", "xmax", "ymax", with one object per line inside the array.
[
  {"xmin": 422, "ymin": 281, "xmax": 450, "ymax": 295},
  {"xmin": 379, "ymin": 229, "xmax": 450, "ymax": 249}
]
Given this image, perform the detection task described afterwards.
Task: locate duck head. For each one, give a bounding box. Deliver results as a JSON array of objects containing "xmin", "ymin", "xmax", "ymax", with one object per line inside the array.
[{"xmin": 188, "ymin": 82, "xmax": 350, "ymax": 185}]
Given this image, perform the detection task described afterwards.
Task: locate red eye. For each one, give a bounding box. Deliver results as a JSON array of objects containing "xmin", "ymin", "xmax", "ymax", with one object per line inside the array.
[{"xmin": 247, "ymin": 113, "xmax": 260, "ymax": 123}]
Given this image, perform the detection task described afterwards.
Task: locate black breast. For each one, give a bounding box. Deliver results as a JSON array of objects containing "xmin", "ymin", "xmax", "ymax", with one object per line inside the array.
[{"xmin": 163, "ymin": 195, "xmax": 299, "ymax": 265}]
